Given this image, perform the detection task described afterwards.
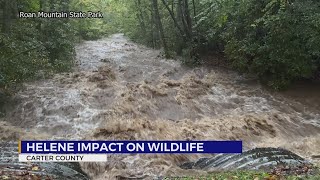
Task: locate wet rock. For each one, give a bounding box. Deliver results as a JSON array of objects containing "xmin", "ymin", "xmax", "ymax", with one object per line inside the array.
[
  {"xmin": 100, "ymin": 58, "xmax": 112, "ymax": 63},
  {"xmin": 181, "ymin": 148, "xmax": 312, "ymax": 172},
  {"xmin": 0, "ymin": 142, "xmax": 89, "ymax": 180}
]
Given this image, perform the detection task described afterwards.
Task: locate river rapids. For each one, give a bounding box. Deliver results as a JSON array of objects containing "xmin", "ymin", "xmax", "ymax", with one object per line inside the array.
[{"xmin": 1, "ymin": 34, "xmax": 320, "ymax": 179}]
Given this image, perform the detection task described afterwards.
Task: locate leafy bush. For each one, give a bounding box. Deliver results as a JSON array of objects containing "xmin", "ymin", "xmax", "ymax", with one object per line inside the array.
[
  {"xmin": 119, "ymin": 0, "xmax": 320, "ymax": 89},
  {"xmin": 41, "ymin": 19, "xmax": 76, "ymax": 71},
  {"xmin": 0, "ymin": 23, "xmax": 50, "ymax": 87},
  {"xmin": 0, "ymin": 22, "xmax": 50, "ymax": 112},
  {"xmin": 222, "ymin": 0, "xmax": 320, "ymax": 89}
]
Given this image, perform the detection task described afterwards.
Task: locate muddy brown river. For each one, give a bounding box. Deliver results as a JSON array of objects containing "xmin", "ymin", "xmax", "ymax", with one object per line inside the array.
[{"xmin": 1, "ymin": 34, "xmax": 320, "ymax": 179}]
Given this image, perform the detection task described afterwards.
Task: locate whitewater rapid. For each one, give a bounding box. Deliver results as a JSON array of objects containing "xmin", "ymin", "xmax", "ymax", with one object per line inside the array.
[{"xmin": 1, "ymin": 34, "xmax": 320, "ymax": 179}]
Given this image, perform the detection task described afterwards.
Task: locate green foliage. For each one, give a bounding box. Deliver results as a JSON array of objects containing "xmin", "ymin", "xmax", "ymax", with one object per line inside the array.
[
  {"xmin": 222, "ymin": 0, "xmax": 320, "ymax": 89},
  {"xmin": 0, "ymin": 23, "xmax": 50, "ymax": 87},
  {"xmin": 0, "ymin": 0, "xmax": 126, "ymax": 111},
  {"xmin": 162, "ymin": 171, "xmax": 320, "ymax": 180},
  {"xmin": 181, "ymin": 41, "xmax": 202, "ymax": 66},
  {"xmin": 0, "ymin": 0, "xmax": 126, "ymax": 112},
  {"xmin": 118, "ymin": 0, "xmax": 320, "ymax": 89},
  {"xmin": 1, "ymin": 0, "xmax": 319, "ymax": 96},
  {"xmin": 0, "ymin": 21, "xmax": 50, "ymax": 111},
  {"xmin": 0, "ymin": 0, "xmax": 77, "ymax": 102},
  {"xmin": 71, "ymin": 0, "xmax": 121, "ymax": 40},
  {"xmin": 41, "ymin": 19, "xmax": 76, "ymax": 71}
]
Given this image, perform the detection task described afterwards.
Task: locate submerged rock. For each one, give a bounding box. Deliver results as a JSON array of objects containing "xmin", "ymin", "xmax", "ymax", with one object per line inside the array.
[
  {"xmin": 181, "ymin": 148, "xmax": 311, "ymax": 172},
  {"xmin": 0, "ymin": 142, "xmax": 89, "ymax": 180}
]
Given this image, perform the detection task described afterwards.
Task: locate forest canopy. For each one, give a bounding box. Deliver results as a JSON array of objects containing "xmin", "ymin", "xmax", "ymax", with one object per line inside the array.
[{"xmin": 0, "ymin": 0, "xmax": 320, "ymax": 98}]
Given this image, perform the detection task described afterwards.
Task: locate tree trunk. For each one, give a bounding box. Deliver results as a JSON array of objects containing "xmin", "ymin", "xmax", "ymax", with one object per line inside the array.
[
  {"xmin": 152, "ymin": 0, "xmax": 169, "ymax": 58},
  {"xmin": 177, "ymin": 0, "xmax": 191, "ymax": 39},
  {"xmin": 135, "ymin": 0, "xmax": 147, "ymax": 35},
  {"xmin": 161, "ymin": 0, "xmax": 186, "ymax": 42},
  {"xmin": 171, "ymin": 0, "xmax": 174, "ymax": 16},
  {"xmin": 183, "ymin": 0, "xmax": 192, "ymax": 37},
  {"xmin": 150, "ymin": 2, "xmax": 158, "ymax": 49},
  {"xmin": 192, "ymin": 0, "xmax": 196, "ymax": 19}
]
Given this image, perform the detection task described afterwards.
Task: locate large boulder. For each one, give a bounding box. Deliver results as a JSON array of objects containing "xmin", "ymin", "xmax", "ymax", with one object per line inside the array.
[
  {"xmin": 181, "ymin": 148, "xmax": 311, "ymax": 172},
  {"xmin": 0, "ymin": 142, "xmax": 89, "ymax": 179}
]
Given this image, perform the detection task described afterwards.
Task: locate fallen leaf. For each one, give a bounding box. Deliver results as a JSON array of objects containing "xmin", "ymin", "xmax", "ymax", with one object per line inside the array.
[
  {"xmin": 32, "ymin": 166, "xmax": 39, "ymax": 171},
  {"xmin": 1, "ymin": 175, "xmax": 9, "ymax": 179}
]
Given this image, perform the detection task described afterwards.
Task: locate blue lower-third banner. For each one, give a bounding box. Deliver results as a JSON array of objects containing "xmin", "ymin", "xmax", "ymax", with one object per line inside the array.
[{"xmin": 19, "ymin": 140, "xmax": 242, "ymax": 154}]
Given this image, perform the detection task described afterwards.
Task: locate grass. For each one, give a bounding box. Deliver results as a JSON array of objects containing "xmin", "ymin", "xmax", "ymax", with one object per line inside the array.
[{"xmin": 161, "ymin": 171, "xmax": 320, "ymax": 180}]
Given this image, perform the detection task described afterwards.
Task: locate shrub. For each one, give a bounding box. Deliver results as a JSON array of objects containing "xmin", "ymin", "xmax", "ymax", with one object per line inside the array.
[{"xmin": 222, "ymin": 0, "xmax": 320, "ymax": 89}]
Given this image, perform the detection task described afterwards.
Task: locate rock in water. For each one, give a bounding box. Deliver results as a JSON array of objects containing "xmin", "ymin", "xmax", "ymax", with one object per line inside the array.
[
  {"xmin": 181, "ymin": 148, "xmax": 310, "ymax": 171},
  {"xmin": 0, "ymin": 142, "xmax": 89, "ymax": 179}
]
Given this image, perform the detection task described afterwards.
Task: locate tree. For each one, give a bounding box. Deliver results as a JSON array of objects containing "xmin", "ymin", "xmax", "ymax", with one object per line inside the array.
[
  {"xmin": 161, "ymin": 0, "xmax": 186, "ymax": 42},
  {"xmin": 135, "ymin": 0, "xmax": 147, "ymax": 35},
  {"xmin": 152, "ymin": 0, "xmax": 169, "ymax": 58}
]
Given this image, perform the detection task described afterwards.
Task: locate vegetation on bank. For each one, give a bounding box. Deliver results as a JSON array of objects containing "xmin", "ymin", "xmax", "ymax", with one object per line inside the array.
[
  {"xmin": 1, "ymin": 0, "xmax": 320, "ymax": 106},
  {"xmin": 116, "ymin": 0, "xmax": 320, "ymax": 90},
  {"xmin": 0, "ymin": 0, "xmax": 118, "ymax": 109},
  {"xmin": 163, "ymin": 171, "xmax": 320, "ymax": 180}
]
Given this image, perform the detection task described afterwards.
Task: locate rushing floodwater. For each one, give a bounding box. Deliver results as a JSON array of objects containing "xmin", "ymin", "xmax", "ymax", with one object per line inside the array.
[{"xmin": 1, "ymin": 34, "xmax": 320, "ymax": 179}]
